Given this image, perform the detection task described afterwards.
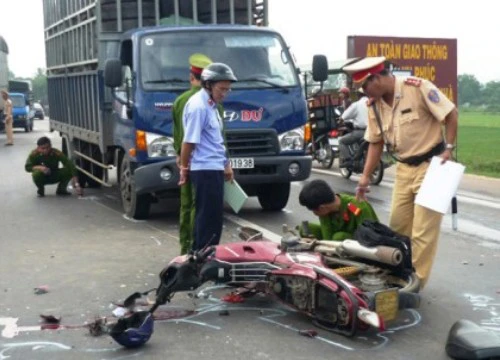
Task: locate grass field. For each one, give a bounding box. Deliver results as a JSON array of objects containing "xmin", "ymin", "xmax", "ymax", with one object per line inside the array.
[{"xmin": 456, "ymin": 112, "xmax": 500, "ymax": 178}]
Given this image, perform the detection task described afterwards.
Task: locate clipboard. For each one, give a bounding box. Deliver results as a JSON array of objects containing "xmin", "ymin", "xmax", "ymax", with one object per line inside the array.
[{"xmin": 224, "ymin": 180, "xmax": 248, "ymax": 213}]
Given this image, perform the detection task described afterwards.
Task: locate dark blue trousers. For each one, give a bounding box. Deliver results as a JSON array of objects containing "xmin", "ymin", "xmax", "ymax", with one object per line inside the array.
[{"xmin": 190, "ymin": 170, "xmax": 224, "ymax": 251}]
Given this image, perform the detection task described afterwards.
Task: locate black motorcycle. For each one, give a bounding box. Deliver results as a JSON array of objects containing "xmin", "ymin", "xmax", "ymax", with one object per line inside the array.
[
  {"xmin": 337, "ymin": 120, "xmax": 387, "ymax": 185},
  {"xmin": 306, "ymin": 105, "xmax": 342, "ymax": 169}
]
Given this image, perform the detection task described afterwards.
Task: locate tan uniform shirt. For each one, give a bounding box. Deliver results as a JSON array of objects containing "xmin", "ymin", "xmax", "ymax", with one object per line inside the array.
[
  {"xmin": 364, "ymin": 77, "xmax": 455, "ymax": 159},
  {"xmin": 4, "ymin": 98, "xmax": 12, "ymax": 122}
]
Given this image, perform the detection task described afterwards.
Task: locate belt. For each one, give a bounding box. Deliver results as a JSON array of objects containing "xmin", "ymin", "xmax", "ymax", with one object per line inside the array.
[{"xmin": 400, "ymin": 141, "xmax": 445, "ymax": 166}]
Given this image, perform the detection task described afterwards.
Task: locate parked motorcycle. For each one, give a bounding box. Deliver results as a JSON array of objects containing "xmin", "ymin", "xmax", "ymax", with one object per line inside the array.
[
  {"xmin": 337, "ymin": 120, "xmax": 387, "ymax": 185},
  {"xmin": 138, "ymin": 225, "xmax": 420, "ymax": 341},
  {"xmin": 306, "ymin": 106, "xmax": 342, "ymax": 169}
]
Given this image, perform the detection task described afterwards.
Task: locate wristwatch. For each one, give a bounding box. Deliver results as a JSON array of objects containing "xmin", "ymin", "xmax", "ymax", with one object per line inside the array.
[{"xmin": 445, "ymin": 143, "xmax": 455, "ymax": 150}]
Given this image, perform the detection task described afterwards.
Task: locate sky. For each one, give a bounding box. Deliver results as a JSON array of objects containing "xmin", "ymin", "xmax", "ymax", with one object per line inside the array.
[{"xmin": 0, "ymin": 0, "xmax": 499, "ymax": 83}]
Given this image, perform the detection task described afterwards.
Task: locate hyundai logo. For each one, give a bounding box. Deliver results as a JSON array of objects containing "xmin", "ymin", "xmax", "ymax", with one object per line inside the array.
[{"xmin": 224, "ymin": 110, "xmax": 239, "ymax": 122}]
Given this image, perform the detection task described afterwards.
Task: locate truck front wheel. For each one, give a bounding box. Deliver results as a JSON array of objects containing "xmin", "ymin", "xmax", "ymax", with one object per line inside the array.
[
  {"xmin": 120, "ymin": 157, "xmax": 151, "ymax": 219},
  {"xmin": 257, "ymin": 183, "xmax": 290, "ymax": 211}
]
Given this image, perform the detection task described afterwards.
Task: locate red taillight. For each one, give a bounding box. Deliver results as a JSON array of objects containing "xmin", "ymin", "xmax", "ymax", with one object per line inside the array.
[{"xmin": 329, "ymin": 130, "xmax": 339, "ymax": 137}]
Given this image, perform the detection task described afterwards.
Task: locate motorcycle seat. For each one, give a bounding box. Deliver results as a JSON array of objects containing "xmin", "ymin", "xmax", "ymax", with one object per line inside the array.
[{"xmin": 445, "ymin": 319, "xmax": 500, "ymax": 359}]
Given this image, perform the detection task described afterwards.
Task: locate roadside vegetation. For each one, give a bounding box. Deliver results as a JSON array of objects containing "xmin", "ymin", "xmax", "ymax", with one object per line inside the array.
[{"xmin": 457, "ymin": 111, "xmax": 500, "ymax": 178}]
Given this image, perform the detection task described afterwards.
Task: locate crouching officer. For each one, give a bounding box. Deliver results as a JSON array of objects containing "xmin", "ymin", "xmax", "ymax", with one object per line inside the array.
[
  {"xmin": 25, "ymin": 136, "xmax": 81, "ymax": 197},
  {"xmin": 298, "ymin": 179, "xmax": 378, "ymax": 240}
]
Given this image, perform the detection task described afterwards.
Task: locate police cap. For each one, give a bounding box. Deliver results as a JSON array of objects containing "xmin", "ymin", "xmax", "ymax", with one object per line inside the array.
[
  {"xmin": 343, "ymin": 57, "xmax": 386, "ymax": 84},
  {"xmin": 189, "ymin": 53, "xmax": 212, "ymax": 75}
]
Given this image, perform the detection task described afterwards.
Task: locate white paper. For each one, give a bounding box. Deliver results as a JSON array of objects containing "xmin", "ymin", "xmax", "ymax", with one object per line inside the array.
[{"xmin": 415, "ymin": 156, "xmax": 465, "ymax": 214}]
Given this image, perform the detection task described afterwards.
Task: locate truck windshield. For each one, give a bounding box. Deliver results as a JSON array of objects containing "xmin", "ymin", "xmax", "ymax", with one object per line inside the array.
[
  {"xmin": 140, "ymin": 30, "xmax": 298, "ymax": 90},
  {"xmin": 10, "ymin": 95, "xmax": 26, "ymax": 107}
]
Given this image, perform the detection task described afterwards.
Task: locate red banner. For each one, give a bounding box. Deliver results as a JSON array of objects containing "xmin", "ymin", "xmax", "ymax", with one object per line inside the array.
[{"xmin": 347, "ymin": 36, "xmax": 457, "ymax": 104}]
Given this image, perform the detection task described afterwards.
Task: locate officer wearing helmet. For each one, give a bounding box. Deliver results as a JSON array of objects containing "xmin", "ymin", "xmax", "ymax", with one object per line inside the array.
[
  {"xmin": 179, "ymin": 63, "xmax": 237, "ymax": 251},
  {"xmin": 172, "ymin": 53, "xmax": 213, "ymax": 254}
]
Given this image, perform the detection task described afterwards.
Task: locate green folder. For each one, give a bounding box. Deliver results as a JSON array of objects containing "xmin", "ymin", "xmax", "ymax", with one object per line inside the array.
[{"xmin": 224, "ymin": 180, "xmax": 248, "ymax": 214}]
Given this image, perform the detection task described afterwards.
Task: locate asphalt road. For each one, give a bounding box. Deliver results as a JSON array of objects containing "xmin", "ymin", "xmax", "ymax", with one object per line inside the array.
[{"xmin": 1, "ymin": 119, "xmax": 499, "ymax": 359}]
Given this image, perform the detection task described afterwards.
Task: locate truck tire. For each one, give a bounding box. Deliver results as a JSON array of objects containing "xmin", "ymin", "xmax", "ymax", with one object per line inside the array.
[
  {"xmin": 257, "ymin": 183, "xmax": 290, "ymax": 211},
  {"xmin": 120, "ymin": 156, "xmax": 151, "ymax": 220}
]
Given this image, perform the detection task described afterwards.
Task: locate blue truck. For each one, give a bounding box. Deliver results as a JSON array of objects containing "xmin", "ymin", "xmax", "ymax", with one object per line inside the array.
[
  {"xmin": 8, "ymin": 92, "xmax": 33, "ymax": 132},
  {"xmin": 44, "ymin": 0, "xmax": 311, "ymax": 219}
]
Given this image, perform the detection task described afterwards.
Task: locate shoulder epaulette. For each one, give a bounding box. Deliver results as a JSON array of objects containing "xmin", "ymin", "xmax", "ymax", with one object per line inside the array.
[
  {"xmin": 347, "ymin": 202, "xmax": 362, "ymax": 216},
  {"xmin": 404, "ymin": 77, "xmax": 422, "ymax": 87},
  {"xmin": 51, "ymin": 149, "xmax": 63, "ymax": 157}
]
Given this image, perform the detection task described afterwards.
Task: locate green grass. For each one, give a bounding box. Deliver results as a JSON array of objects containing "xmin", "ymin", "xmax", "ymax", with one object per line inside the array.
[{"xmin": 456, "ymin": 112, "xmax": 500, "ymax": 178}]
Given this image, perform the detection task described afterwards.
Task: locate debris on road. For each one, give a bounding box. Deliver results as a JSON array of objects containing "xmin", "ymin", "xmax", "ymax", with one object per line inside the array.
[
  {"xmin": 34, "ymin": 285, "xmax": 49, "ymax": 295},
  {"xmin": 298, "ymin": 329, "xmax": 318, "ymax": 338},
  {"xmin": 87, "ymin": 317, "xmax": 109, "ymax": 337},
  {"xmin": 40, "ymin": 314, "xmax": 61, "ymax": 324},
  {"xmin": 219, "ymin": 310, "xmax": 230, "ymax": 316},
  {"xmin": 222, "ymin": 292, "xmax": 245, "ymax": 303}
]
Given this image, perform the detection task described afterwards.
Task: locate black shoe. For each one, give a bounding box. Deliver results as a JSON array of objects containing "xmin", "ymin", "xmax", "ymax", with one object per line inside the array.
[
  {"xmin": 5, "ymin": 143, "xmax": 13, "ymax": 146},
  {"xmin": 56, "ymin": 189, "xmax": 71, "ymax": 196},
  {"xmin": 37, "ymin": 188, "xmax": 45, "ymax": 197}
]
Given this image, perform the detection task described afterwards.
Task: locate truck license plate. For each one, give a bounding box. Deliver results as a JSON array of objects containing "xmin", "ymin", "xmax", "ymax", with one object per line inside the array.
[
  {"xmin": 230, "ymin": 158, "xmax": 254, "ymax": 169},
  {"xmin": 374, "ymin": 289, "xmax": 399, "ymax": 322}
]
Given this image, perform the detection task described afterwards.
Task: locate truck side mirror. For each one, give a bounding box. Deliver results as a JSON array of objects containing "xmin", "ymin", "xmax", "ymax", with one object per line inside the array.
[
  {"xmin": 312, "ymin": 55, "xmax": 328, "ymax": 82},
  {"xmin": 104, "ymin": 59, "xmax": 123, "ymax": 88}
]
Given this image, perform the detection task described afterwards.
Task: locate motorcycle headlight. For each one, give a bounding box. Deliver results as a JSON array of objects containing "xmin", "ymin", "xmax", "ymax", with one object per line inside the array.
[
  {"xmin": 145, "ymin": 133, "xmax": 176, "ymax": 158},
  {"xmin": 278, "ymin": 126, "xmax": 305, "ymax": 152}
]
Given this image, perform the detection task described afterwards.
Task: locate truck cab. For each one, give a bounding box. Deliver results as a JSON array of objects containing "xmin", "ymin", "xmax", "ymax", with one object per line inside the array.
[
  {"xmin": 8, "ymin": 92, "xmax": 33, "ymax": 132},
  {"xmin": 105, "ymin": 25, "xmax": 311, "ymax": 217},
  {"xmin": 45, "ymin": 0, "xmax": 311, "ymax": 219}
]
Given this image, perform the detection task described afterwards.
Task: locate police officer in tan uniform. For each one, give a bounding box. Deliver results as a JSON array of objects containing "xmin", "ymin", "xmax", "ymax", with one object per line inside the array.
[
  {"xmin": 343, "ymin": 57, "xmax": 458, "ymax": 288},
  {"xmin": 1, "ymin": 89, "xmax": 14, "ymax": 145}
]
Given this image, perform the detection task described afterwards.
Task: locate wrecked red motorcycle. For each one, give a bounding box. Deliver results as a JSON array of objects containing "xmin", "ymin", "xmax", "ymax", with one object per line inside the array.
[{"xmin": 141, "ymin": 223, "xmax": 420, "ymax": 340}]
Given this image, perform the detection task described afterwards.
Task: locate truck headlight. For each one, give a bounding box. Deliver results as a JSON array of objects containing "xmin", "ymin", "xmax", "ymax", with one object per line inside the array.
[
  {"xmin": 145, "ymin": 133, "xmax": 176, "ymax": 158},
  {"xmin": 278, "ymin": 126, "xmax": 305, "ymax": 152}
]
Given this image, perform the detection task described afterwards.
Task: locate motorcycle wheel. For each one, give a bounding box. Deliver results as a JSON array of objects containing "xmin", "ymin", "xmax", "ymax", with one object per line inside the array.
[
  {"xmin": 321, "ymin": 145, "xmax": 334, "ymax": 169},
  {"xmin": 369, "ymin": 161, "xmax": 385, "ymax": 185},
  {"xmin": 339, "ymin": 167, "xmax": 352, "ymax": 179}
]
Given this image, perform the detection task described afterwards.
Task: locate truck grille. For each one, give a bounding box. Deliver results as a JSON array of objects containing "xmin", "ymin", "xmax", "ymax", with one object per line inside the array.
[{"xmin": 226, "ymin": 129, "xmax": 279, "ymax": 157}]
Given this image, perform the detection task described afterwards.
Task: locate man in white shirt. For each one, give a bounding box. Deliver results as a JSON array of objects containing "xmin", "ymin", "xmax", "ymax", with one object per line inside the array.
[{"xmin": 338, "ymin": 90, "xmax": 368, "ymax": 167}]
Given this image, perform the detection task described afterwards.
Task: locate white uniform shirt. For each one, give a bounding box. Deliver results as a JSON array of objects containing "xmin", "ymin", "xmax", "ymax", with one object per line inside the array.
[{"xmin": 341, "ymin": 96, "xmax": 368, "ymax": 129}]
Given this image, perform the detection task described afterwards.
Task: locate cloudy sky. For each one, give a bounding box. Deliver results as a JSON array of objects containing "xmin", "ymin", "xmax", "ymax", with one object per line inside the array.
[{"xmin": 0, "ymin": 0, "xmax": 498, "ymax": 83}]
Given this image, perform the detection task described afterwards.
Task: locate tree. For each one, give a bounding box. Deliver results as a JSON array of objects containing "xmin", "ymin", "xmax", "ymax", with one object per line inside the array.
[
  {"xmin": 458, "ymin": 74, "xmax": 482, "ymax": 106},
  {"xmin": 8, "ymin": 70, "xmax": 15, "ymax": 80},
  {"xmin": 481, "ymin": 81, "xmax": 500, "ymax": 112},
  {"xmin": 32, "ymin": 68, "xmax": 47, "ymax": 104}
]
